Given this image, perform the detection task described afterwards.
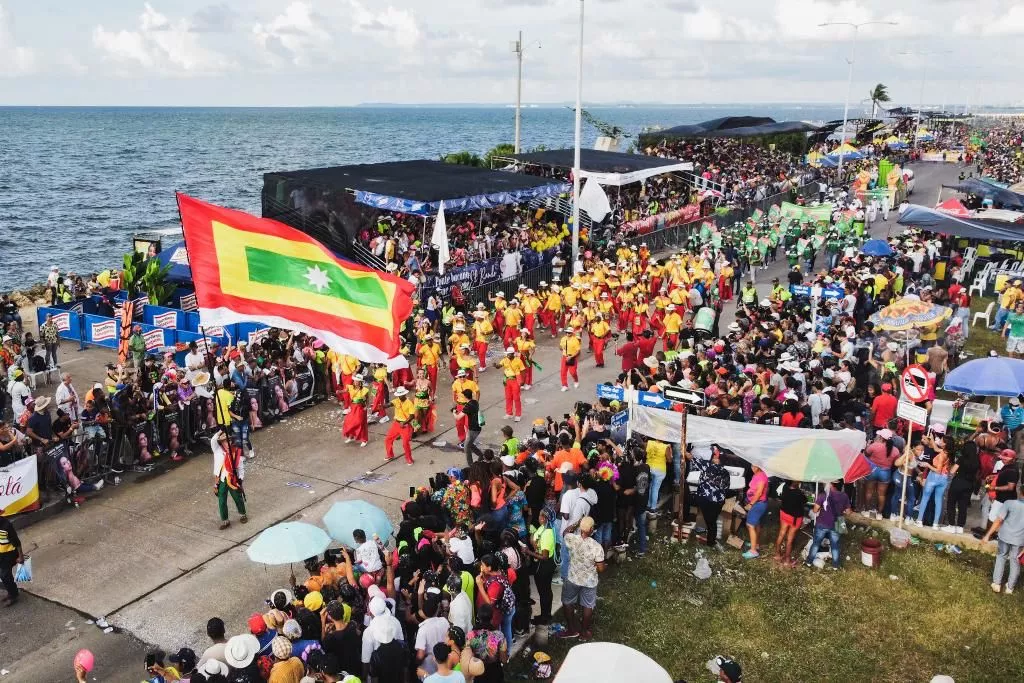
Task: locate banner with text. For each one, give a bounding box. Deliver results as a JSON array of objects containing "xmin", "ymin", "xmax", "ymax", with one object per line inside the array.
[
  {"xmin": 0, "ymin": 455, "xmax": 40, "ymax": 516},
  {"xmin": 419, "ymin": 256, "xmax": 504, "ymax": 298}
]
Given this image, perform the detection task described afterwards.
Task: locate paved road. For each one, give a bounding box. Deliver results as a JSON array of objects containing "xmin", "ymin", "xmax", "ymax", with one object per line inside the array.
[{"xmin": 2, "ymin": 161, "xmax": 963, "ymax": 682}]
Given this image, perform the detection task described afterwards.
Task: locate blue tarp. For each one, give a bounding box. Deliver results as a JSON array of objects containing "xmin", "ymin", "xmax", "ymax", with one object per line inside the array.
[
  {"xmin": 944, "ymin": 178, "xmax": 1024, "ymax": 210},
  {"xmin": 149, "ymin": 241, "xmax": 193, "ymax": 283},
  {"xmin": 353, "ymin": 182, "xmax": 568, "ymax": 216},
  {"xmin": 828, "ymin": 151, "xmax": 865, "ymax": 161},
  {"xmin": 898, "ymin": 204, "xmax": 1024, "ymax": 242}
]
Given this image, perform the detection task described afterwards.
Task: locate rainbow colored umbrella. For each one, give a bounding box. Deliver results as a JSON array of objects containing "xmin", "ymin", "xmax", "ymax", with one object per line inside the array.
[
  {"xmin": 770, "ymin": 437, "xmax": 872, "ymax": 482},
  {"xmin": 869, "ymin": 298, "xmax": 952, "ymax": 332}
]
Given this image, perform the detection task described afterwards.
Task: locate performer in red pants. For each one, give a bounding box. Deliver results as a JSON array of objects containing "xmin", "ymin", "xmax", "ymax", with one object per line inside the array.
[
  {"xmin": 384, "ymin": 387, "xmax": 415, "ymax": 464},
  {"xmin": 497, "ymin": 347, "xmax": 525, "ymax": 421},
  {"xmin": 559, "ymin": 327, "xmax": 581, "ymax": 391}
]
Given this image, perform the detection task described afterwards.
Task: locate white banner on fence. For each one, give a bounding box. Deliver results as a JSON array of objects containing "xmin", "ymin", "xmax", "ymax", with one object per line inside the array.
[{"xmin": 630, "ymin": 405, "xmax": 866, "ymax": 482}]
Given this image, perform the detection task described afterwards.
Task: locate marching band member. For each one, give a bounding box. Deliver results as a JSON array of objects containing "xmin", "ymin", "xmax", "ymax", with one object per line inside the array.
[
  {"xmin": 448, "ymin": 323, "xmax": 470, "ymax": 378},
  {"xmin": 342, "ymin": 374, "xmax": 369, "ymax": 447},
  {"xmin": 521, "ymin": 288, "xmax": 541, "ymax": 337},
  {"xmin": 497, "ymin": 347, "xmax": 525, "ymax": 421},
  {"xmin": 543, "ymin": 283, "xmax": 563, "ymax": 338},
  {"xmin": 337, "ymin": 353, "xmax": 360, "ymax": 413},
  {"xmin": 384, "ymin": 386, "xmax": 415, "ymax": 465},
  {"xmin": 391, "ymin": 345, "xmax": 413, "ymax": 387},
  {"xmin": 489, "ymin": 290, "xmax": 507, "ymax": 337}
]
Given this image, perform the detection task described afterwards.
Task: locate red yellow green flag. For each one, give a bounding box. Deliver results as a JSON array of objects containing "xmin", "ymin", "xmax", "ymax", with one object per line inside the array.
[{"xmin": 177, "ymin": 193, "xmax": 415, "ymax": 362}]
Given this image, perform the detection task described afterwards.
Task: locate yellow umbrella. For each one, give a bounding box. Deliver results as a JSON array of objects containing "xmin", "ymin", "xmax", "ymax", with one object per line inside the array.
[
  {"xmin": 869, "ymin": 298, "xmax": 952, "ymax": 331},
  {"xmin": 835, "ymin": 142, "xmax": 859, "ymax": 154}
]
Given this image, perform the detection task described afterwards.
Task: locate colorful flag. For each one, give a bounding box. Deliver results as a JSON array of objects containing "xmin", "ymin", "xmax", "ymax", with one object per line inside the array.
[{"xmin": 177, "ymin": 193, "xmax": 415, "ymax": 362}]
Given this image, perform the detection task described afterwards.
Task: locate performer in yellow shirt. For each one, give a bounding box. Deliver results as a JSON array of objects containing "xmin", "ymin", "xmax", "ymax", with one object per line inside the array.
[
  {"xmin": 384, "ymin": 386, "xmax": 415, "ymax": 464},
  {"xmin": 451, "ymin": 369, "xmax": 479, "ymax": 447},
  {"xmin": 497, "ymin": 347, "xmax": 526, "ymax": 421},
  {"xmin": 502, "ymin": 299, "xmax": 524, "ymax": 348},
  {"xmin": 559, "ymin": 327, "xmax": 581, "ymax": 391},
  {"xmin": 338, "ymin": 354, "xmax": 360, "ymax": 413},
  {"xmin": 515, "ymin": 329, "xmax": 537, "ymax": 390},
  {"xmin": 543, "ymin": 284, "xmax": 564, "ymax": 338},
  {"xmin": 416, "ymin": 333, "xmax": 442, "ymax": 397},
  {"xmin": 341, "ymin": 374, "xmax": 369, "ymax": 447},
  {"xmin": 489, "ymin": 290, "xmax": 507, "ymax": 337},
  {"xmin": 369, "ymin": 365, "xmax": 389, "ymax": 422},
  {"xmin": 472, "ymin": 309, "xmax": 493, "ymax": 372},
  {"xmin": 589, "ymin": 313, "xmax": 611, "ymax": 368},
  {"xmin": 521, "ymin": 288, "xmax": 541, "ymax": 337},
  {"xmin": 663, "ymin": 304, "xmax": 683, "ymax": 351}
]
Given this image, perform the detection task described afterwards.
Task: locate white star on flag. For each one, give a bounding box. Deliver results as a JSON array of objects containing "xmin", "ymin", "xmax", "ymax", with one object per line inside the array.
[{"xmin": 305, "ymin": 265, "xmax": 330, "ymax": 292}]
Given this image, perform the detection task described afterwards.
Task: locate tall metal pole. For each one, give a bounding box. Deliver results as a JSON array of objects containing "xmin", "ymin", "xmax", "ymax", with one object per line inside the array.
[
  {"xmin": 836, "ymin": 26, "xmax": 859, "ymax": 182},
  {"xmin": 913, "ymin": 65, "xmax": 927, "ymax": 154},
  {"xmin": 514, "ymin": 30, "xmax": 523, "ymax": 154},
  {"xmin": 571, "ymin": 0, "xmax": 584, "ymax": 268}
]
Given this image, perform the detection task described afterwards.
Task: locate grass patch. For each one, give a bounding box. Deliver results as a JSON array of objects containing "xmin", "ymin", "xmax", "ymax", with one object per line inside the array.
[{"xmin": 511, "ymin": 524, "xmax": 1022, "ymax": 682}]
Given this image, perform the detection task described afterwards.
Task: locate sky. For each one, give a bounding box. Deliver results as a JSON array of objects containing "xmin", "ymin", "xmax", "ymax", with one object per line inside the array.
[{"xmin": 0, "ymin": 0, "xmax": 1021, "ymax": 107}]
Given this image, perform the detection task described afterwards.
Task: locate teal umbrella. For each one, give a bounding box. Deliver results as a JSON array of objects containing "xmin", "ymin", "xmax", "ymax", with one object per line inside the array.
[
  {"xmin": 322, "ymin": 500, "xmax": 394, "ymax": 547},
  {"xmin": 246, "ymin": 522, "xmax": 331, "ymax": 565}
]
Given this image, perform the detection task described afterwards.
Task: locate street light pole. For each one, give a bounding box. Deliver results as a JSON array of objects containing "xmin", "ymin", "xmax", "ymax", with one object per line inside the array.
[
  {"xmin": 899, "ymin": 50, "xmax": 951, "ymax": 154},
  {"xmin": 571, "ymin": 0, "xmax": 584, "ymax": 269},
  {"xmin": 819, "ymin": 20, "xmax": 897, "ymax": 182},
  {"xmin": 514, "ymin": 31, "xmax": 523, "ymax": 154}
]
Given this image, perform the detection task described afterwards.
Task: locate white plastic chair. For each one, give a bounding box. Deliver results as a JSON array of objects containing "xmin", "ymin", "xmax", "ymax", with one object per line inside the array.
[
  {"xmin": 964, "ymin": 246, "xmax": 977, "ymax": 262},
  {"xmin": 972, "ymin": 300, "xmax": 995, "ymax": 327},
  {"xmin": 968, "ymin": 273, "xmax": 987, "ymax": 298}
]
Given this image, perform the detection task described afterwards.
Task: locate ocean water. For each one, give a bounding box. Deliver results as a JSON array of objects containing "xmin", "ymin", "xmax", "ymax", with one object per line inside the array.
[{"xmin": 0, "ymin": 104, "xmax": 847, "ymax": 290}]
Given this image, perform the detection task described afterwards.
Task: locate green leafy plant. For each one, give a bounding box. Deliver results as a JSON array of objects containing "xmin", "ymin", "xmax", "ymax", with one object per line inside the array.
[
  {"xmin": 484, "ymin": 143, "xmax": 517, "ymax": 168},
  {"xmin": 440, "ymin": 151, "xmax": 484, "ymax": 167},
  {"xmin": 141, "ymin": 258, "xmax": 174, "ymax": 305},
  {"xmin": 121, "ymin": 251, "xmax": 146, "ymax": 297}
]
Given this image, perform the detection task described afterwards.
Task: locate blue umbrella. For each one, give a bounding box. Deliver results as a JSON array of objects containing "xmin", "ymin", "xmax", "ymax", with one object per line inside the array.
[
  {"xmin": 247, "ymin": 522, "xmax": 331, "ymax": 565},
  {"xmin": 860, "ymin": 239, "xmax": 894, "ymax": 257},
  {"xmin": 943, "ymin": 356, "xmax": 1024, "ymax": 398},
  {"xmin": 323, "ymin": 500, "xmax": 394, "ymax": 547}
]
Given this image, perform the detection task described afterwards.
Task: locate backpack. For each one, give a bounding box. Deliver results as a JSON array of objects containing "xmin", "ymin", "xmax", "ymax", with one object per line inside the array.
[
  {"xmin": 486, "ymin": 573, "xmax": 516, "ymax": 616},
  {"xmin": 635, "ymin": 468, "xmax": 650, "ymax": 498},
  {"xmin": 229, "ymin": 390, "xmax": 247, "ymax": 419}
]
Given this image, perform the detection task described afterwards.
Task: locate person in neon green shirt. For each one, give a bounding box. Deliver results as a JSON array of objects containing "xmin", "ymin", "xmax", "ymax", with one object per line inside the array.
[{"xmin": 525, "ymin": 507, "xmax": 557, "ymax": 624}]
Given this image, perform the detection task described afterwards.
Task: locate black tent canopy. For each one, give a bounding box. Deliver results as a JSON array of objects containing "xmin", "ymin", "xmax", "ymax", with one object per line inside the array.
[
  {"xmin": 263, "ymin": 160, "xmax": 569, "ymax": 217},
  {"xmin": 639, "ymin": 116, "xmax": 819, "ymax": 143},
  {"xmin": 497, "ymin": 148, "xmax": 693, "ymax": 186}
]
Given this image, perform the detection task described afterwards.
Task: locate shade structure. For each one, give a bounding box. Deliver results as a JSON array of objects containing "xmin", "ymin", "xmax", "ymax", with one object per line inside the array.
[
  {"xmin": 860, "ymin": 239, "xmax": 894, "ymax": 257},
  {"xmin": 149, "ymin": 241, "xmax": 193, "ymax": 284},
  {"xmin": 829, "ymin": 150, "xmax": 865, "ymax": 161},
  {"xmin": 554, "ymin": 643, "xmax": 672, "ymax": 683},
  {"xmin": 322, "ymin": 500, "xmax": 394, "ymax": 547},
  {"xmin": 869, "ymin": 298, "xmax": 952, "ymax": 331},
  {"xmin": 834, "ymin": 142, "xmax": 859, "ymax": 154},
  {"xmin": 943, "ymin": 356, "xmax": 1024, "ymax": 397},
  {"xmin": 246, "ymin": 522, "xmax": 331, "ymax": 565}
]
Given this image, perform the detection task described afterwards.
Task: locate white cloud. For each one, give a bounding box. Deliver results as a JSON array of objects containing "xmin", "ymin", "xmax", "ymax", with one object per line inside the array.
[
  {"xmin": 954, "ymin": 4, "xmax": 1024, "ymax": 36},
  {"xmin": 92, "ymin": 3, "xmax": 234, "ymax": 74},
  {"xmin": 251, "ymin": 2, "xmax": 331, "ymax": 66},
  {"xmin": 0, "ymin": 3, "xmax": 35, "ymax": 75},
  {"xmin": 350, "ymin": 1, "xmax": 423, "ymax": 48}
]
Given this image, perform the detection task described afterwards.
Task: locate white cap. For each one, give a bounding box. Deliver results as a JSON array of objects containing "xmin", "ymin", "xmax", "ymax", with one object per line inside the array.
[{"xmin": 505, "ymin": 347, "xmax": 515, "ymax": 354}]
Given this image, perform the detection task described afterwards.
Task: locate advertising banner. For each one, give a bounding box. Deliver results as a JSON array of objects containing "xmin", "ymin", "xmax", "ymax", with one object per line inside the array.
[
  {"xmin": 420, "ymin": 257, "xmax": 504, "ymax": 298},
  {"xmin": 0, "ymin": 456, "xmax": 40, "ymax": 516}
]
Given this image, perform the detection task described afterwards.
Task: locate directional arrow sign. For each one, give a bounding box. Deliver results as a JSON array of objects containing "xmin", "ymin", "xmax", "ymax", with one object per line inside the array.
[
  {"xmin": 663, "ymin": 385, "xmax": 707, "ymax": 408},
  {"xmin": 596, "ymin": 384, "xmax": 625, "ymax": 402},
  {"xmin": 637, "ymin": 390, "xmax": 671, "ymax": 409}
]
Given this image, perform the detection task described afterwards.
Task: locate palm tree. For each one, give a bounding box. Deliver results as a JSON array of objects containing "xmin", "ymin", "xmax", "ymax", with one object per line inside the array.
[{"xmin": 869, "ymin": 83, "xmax": 891, "ymax": 118}]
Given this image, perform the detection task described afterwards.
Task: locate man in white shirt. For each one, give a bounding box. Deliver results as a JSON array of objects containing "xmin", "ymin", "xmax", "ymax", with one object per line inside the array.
[
  {"xmin": 184, "ymin": 342, "xmax": 206, "ymax": 372},
  {"xmin": 446, "ymin": 527, "xmax": 475, "ymax": 567},
  {"xmin": 54, "ymin": 372, "xmax": 80, "ymax": 422},
  {"xmin": 445, "ymin": 574, "xmax": 473, "ymax": 635},
  {"xmin": 414, "ymin": 594, "xmax": 450, "ymax": 676}
]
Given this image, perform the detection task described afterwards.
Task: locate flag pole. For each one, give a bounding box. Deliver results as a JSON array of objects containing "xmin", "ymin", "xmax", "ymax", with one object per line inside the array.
[{"xmin": 570, "ymin": 0, "xmax": 584, "ymax": 268}]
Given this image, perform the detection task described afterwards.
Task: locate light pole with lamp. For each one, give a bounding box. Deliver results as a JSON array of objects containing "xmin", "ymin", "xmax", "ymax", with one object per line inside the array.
[
  {"xmin": 818, "ymin": 20, "xmax": 898, "ymax": 182},
  {"xmin": 570, "ymin": 0, "xmax": 584, "ymax": 269},
  {"xmin": 511, "ymin": 32, "xmax": 541, "ymax": 154}
]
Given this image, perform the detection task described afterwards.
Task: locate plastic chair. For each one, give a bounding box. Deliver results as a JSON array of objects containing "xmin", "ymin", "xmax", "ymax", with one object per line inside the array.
[
  {"xmin": 972, "ymin": 300, "xmax": 995, "ymax": 327},
  {"xmin": 968, "ymin": 273, "xmax": 987, "ymax": 298}
]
